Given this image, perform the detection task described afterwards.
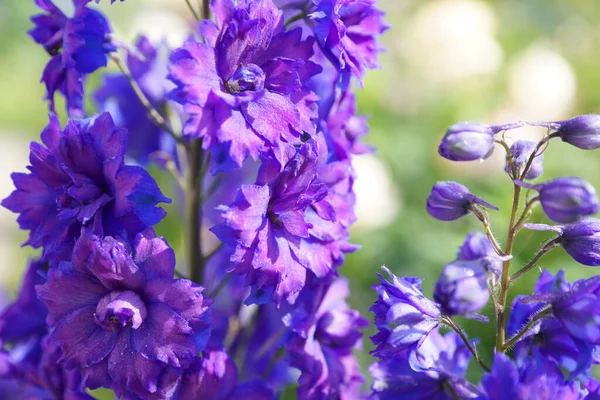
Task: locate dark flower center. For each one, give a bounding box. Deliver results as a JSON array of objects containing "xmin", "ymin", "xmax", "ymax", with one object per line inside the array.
[
  {"xmin": 95, "ymin": 290, "xmax": 147, "ymax": 332},
  {"xmin": 225, "ymin": 64, "xmax": 265, "ymax": 94}
]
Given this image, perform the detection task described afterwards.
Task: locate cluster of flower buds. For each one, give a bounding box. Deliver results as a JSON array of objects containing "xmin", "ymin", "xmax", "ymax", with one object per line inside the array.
[
  {"xmin": 0, "ymin": 0, "xmax": 389, "ymax": 398},
  {"xmin": 369, "ymin": 114, "xmax": 600, "ymax": 398}
]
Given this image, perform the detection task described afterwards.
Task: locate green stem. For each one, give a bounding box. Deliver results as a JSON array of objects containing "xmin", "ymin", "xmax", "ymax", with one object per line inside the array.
[
  {"xmin": 109, "ymin": 54, "xmax": 183, "ymax": 145},
  {"xmin": 513, "ymin": 196, "xmax": 539, "ymax": 232},
  {"xmin": 285, "ymin": 11, "xmax": 305, "ymax": 26},
  {"xmin": 470, "ymin": 207, "xmax": 504, "ymax": 256},
  {"xmin": 495, "ymin": 182, "xmax": 521, "ymax": 351},
  {"xmin": 502, "ymin": 307, "xmax": 552, "ymax": 350},
  {"xmin": 185, "ymin": 0, "xmax": 200, "ymax": 21},
  {"xmin": 509, "ymin": 239, "xmax": 561, "ymax": 283},
  {"xmin": 443, "ymin": 316, "xmax": 490, "ymax": 372},
  {"xmin": 186, "ymin": 140, "xmax": 205, "ymax": 284}
]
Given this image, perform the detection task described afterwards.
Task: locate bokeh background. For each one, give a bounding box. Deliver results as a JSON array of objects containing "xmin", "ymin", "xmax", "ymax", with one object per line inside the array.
[{"xmin": 1, "ymin": 0, "xmax": 600, "ymax": 394}]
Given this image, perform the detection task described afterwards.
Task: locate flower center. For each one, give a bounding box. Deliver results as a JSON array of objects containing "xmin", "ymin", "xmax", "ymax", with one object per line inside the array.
[
  {"xmin": 225, "ymin": 64, "xmax": 265, "ymax": 94},
  {"xmin": 95, "ymin": 290, "xmax": 147, "ymax": 332}
]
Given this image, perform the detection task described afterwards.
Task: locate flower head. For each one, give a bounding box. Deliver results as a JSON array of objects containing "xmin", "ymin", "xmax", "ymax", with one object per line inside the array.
[
  {"xmin": 525, "ymin": 219, "xmax": 600, "ymax": 266},
  {"xmin": 438, "ymin": 122, "xmax": 495, "ymax": 162},
  {"xmin": 434, "ymin": 260, "xmax": 489, "ymax": 317},
  {"xmin": 481, "ymin": 352, "xmax": 582, "ymax": 400},
  {"xmin": 2, "ymin": 113, "xmax": 170, "ymax": 265},
  {"xmin": 370, "ymin": 329, "xmax": 478, "ymax": 400},
  {"xmin": 29, "ymin": 0, "xmax": 114, "ymax": 116},
  {"xmin": 505, "ymin": 140, "xmax": 544, "ymax": 180},
  {"xmin": 168, "ymin": 0, "xmax": 321, "ymax": 172},
  {"xmin": 310, "ymin": 0, "xmax": 387, "ymax": 83},
  {"xmin": 557, "ymin": 114, "xmax": 600, "ymax": 150},
  {"xmin": 36, "ymin": 229, "xmax": 212, "ymax": 397},
  {"xmin": 520, "ymin": 177, "xmax": 598, "ymax": 223},
  {"xmin": 285, "ymin": 278, "xmax": 367, "ymax": 400},
  {"xmin": 456, "ymin": 231, "xmax": 503, "ymax": 272},
  {"xmin": 370, "ymin": 266, "xmax": 441, "ymax": 359},
  {"xmin": 211, "ymin": 141, "xmax": 356, "ymax": 306},
  {"xmin": 426, "ymin": 181, "xmax": 498, "ymax": 222}
]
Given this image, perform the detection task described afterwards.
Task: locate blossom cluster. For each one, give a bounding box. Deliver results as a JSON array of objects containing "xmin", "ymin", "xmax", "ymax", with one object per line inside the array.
[
  {"xmin": 369, "ymin": 115, "xmax": 600, "ymax": 398},
  {"xmin": 0, "ymin": 0, "xmax": 387, "ymax": 399}
]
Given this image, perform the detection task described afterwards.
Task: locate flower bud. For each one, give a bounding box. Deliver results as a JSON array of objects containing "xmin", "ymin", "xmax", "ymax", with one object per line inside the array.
[
  {"xmin": 505, "ymin": 140, "xmax": 544, "ymax": 180},
  {"xmin": 457, "ymin": 231, "xmax": 503, "ymax": 273},
  {"xmin": 434, "ymin": 261, "xmax": 489, "ymax": 316},
  {"xmin": 525, "ymin": 219, "xmax": 600, "ymax": 266},
  {"xmin": 530, "ymin": 177, "xmax": 599, "ymax": 223},
  {"xmin": 438, "ymin": 122, "xmax": 495, "ymax": 161},
  {"xmin": 426, "ymin": 181, "xmax": 498, "ymax": 221},
  {"xmin": 558, "ymin": 114, "xmax": 600, "ymax": 150}
]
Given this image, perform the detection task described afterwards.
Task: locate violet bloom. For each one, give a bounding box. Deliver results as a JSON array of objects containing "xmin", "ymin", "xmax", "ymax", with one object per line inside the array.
[
  {"xmin": 211, "ymin": 141, "xmax": 356, "ymax": 306},
  {"xmin": 0, "ymin": 260, "xmax": 48, "ymax": 364},
  {"xmin": 370, "ymin": 266, "xmax": 441, "ymax": 359},
  {"xmin": 426, "ymin": 181, "xmax": 498, "ymax": 222},
  {"xmin": 279, "ymin": 0, "xmax": 387, "ymax": 83},
  {"xmin": 507, "ymin": 271, "xmax": 597, "ymax": 379},
  {"xmin": 457, "ymin": 231, "xmax": 503, "ymax": 273},
  {"xmin": 434, "ymin": 260, "xmax": 489, "ymax": 317},
  {"xmin": 557, "ymin": 114, "xmax": 600, "ymax": 150},
  {"xmin": 285, "ymin": 278, "xmax": 367, "ymax": 400},
  {"xmin": 505, "ymin": 140, "xmax": 544, "ymax": 180},
  {"xmin": 29, "ymin": 0, "xmax": 114, "ymax": 116},
  {"xmin": 481, "ymin": 352, "xmax": 582, "ymax": 400},
  {"xmin": 519, "ymin": 177, "xmax": 599, "ymax": 223},
  {"xmin": 36, "ymin": 229, "xmax": 212, "ymax": 398},
  {"xmin": 2, "ymin": 113, "xmax": 170, "ymax": 265},
  {"xmin": 438, "ymin": 122, "xmax": 495, "ymax": 162},
  {"xmin": 323, "ymin": 91, "xmax": 372, "ymax": 161},
  {"xmin": 96, "ymin": 36, "xmax": 177, "ymax": 165},
  {"xmin": 370, "ymin": 329, "xmax": 479, "ymax": 400},
  {"xmin": 168, "ymin": 0, "xmax": 321, "ymax": 172},
  {"xmin": 525, "ymin": 219, "xmax": 600, "ymax": 266}
]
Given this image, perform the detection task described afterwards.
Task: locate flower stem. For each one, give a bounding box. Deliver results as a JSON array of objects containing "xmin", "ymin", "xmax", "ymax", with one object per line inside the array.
[
  {"xmin": 443, "ymin": 316, "xmax": 490, "ymax": 372},
  {"xmin": 471, "ymin": 206, "xmax": 504, "ymax": 256},
  {"xmin": 509, "ymin": 239, "xmax": 561, "ymax": 283},
  {"xmin": 185, "ymin": 0, "xmax": 200, "ymax": 21},
  {"xmin": 502, "ymin": 306, "xmax": 552, "ymax": 350},
  {"xmin": 186, "ymin": 139, "xmax": 205, "ymax": 284},
  {"xmin": 285, "ymin": 11, "xmax": 305, "ymax": 26},
  {"xmin": 495, "ymin": 181, "xmax": 521, "ymax": 351},
  {"xmin": 109, "ymin": 54, "xmax": 184, "ymax": 145}
]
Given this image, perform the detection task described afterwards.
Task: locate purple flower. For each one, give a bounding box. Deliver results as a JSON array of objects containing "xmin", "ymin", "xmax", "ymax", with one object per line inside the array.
[
  {"xmin": 308, "ymin": 0, "xmax": 387, "ymax": 83},
  {"xmin": 426, "ymin": 181, "xmax": 498, "ymax": 221},
  {"xmin": 457, "ymin": 231, "xmax": 503, "ymax": 272},
  {"xmin": 438, "ymin": 122, "xmax": 495, "ymax": 162},
  {"xmin": 551, "ymin": 277, "xmax": 600, "ymax": 345},
  {"xmin": 481, "ymin": 351, "xmax": 582, "ymax": 400},
  {"xmin": 95, "ymin": 36, "xmax": 178, "ymax": 165},
  {"xmin": 322, "ymin": 91, "xmax": 371, "ymax": 161},
  {"xmin": 36, "ymin": 229, "xmax": 212, "ymax": 398},
  {"xmin": 505, "ymin": 140, "xmax": 544, "ymax": 180},
  {"xmin": 507, "ymin": 271, "xmax": 598, "ymax": 379},
  {"xmin": 211, "ymin": 141, "xmax": 356, "ymax": 306},
  {"xmin": 370, "ymin": 329, "xmax": 478, "ymax": 400},
  {"xmin": 29, "ymin": 0, "xmax": 115, "ymax": 116},
  {"xmin": 284, "ymin": 278, "xmax": 367, "ymax": 400},
  {"xmin": 557, "ymin": 115, "xmax": 600, "ymax": 150},
  {"xmin": 168, "ymin": 0, "xmax": 321, "ymax": 172},
  {"xmin": 2, "ymin": 113, "xmax": 170, "ymax": 265},
  {"xmin": 434, "ymin": 260, "xmax": 489, "ymax": 317},
  {"xmin": 370, "ymin": 266, "xmax": 441, "ymax": 359},
  {"xmin": 525, "ymin": 219, "xmax": 600, "ymax": 266},
  {"xmin": 0, "ymin": 260, "xmax": 48, "ymax": 359},
  {"xmin": 518, "ymin": 177, "xmax": 598, "ymax": 223}
]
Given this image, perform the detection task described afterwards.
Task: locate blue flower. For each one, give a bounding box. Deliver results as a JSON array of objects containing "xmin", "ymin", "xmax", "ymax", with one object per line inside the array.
[{"xmin": 2, "ymin": 113, "xmax": 170, "ymax": 265}]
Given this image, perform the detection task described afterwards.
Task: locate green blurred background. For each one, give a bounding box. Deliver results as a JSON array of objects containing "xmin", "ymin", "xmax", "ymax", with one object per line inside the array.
[{"xmin": 1, "ymin": 0, "xmax": 600, "ymax": 394}]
